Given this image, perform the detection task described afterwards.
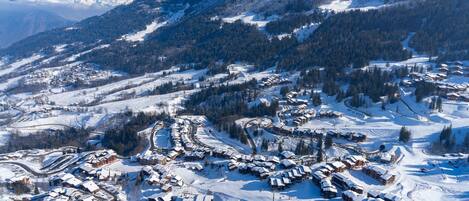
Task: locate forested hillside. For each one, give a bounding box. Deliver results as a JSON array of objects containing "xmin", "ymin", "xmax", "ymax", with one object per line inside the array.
[{"xmin": 2, "ymin": 0, "xmax": 469, "ymax": 74}]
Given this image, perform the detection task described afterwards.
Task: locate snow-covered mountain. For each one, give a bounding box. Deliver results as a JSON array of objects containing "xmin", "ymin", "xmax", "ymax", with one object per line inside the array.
[{"xmin": 11, "ymin": 0, "xmax": 133, "ymax": 7}]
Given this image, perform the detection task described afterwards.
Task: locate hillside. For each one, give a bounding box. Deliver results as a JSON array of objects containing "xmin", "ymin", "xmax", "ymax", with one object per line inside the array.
[
  {"xmin": 0, "ymin": 0, "xmax": 468, "ymax": 200},
  {"xmin": 0, "ymin": 7, "xmax": 73, "ymax": 48}
]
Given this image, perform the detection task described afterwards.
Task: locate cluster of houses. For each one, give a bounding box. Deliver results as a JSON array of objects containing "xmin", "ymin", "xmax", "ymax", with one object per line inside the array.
[
  {"xmin": 47, "ymin": 173, "xmax": 114, "ymax": 200},
  {"xmin": 268, "ymin": 165, "xmax": 312, "ymax": 189},
  {"xmin": 326, "ymin": 130, "xmax": 367, "ymax": 143},
  {"xmin": 312, "ymin": 155, "xmax": 366, "ymax": 198},
  {"xmin": 22, "ymin": 63, "xmax": 117, "ymax": 89},
  {"xmin": 342, "ymin": 190, "xmax": 402, "ymax": 201},
  {"xmin": 259, "ymin": 74, "xmax": 291, "ymax": 87},
  {"xmin": 84, "ymin": 150, "xmax": 117, "ymax": 168},
  {"xmin": 5, "ymin": 176, "xmax": 33, "ymax": 195},
  {"xmin": 310, "ymin": 155, "xmax": 401, "ymax": 200},
  {"xmin": 269, "ymin": 128, "xmax": 366, "ymax": 144},
  {"xmin": 75, "ymin": 165, "xmax": 124, "ymax": 182},
  {"xmin": 136, "ymin": 150, "xmax": 169, "ymax": 165},
  {"xmin": 438, "ymin": 63, "xmax": 469, "ymax": 77},
  {"xmin": 377, "ymin": 146, "xmax": 405, "ymax": 164},
  {"xmin": 40, "ymin": 187, "xmax": 102, "ymax": 201},
  {"xmin": 317, "ymin": 109, "xmax": 343, "ymax": 118},
  {"xmin": 228, "ymin": 154, "xmax": 281, "ymax": 178},
  {"xmin": 142, "ymin": 164, "xmax": 184, "ymax": 193},
  {"xmin": 406, "ymin": 67, "xmax": 469, "ymax": 102}
]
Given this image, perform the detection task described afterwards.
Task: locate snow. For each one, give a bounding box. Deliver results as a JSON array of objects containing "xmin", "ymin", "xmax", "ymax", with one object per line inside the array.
[
  {"xmin": 173, "ymin": 163, "xmax": 323, "ymax": 201},
  {"xmin": 0, "ymin": 54, "xmax": 43, "ymax": 78},
  {"xmin": 121, "ymin": 6, "xmax": 187, "ymax": 42},
  {"xmin": 293, "ymin": 23, "xmax": 320, "ymax": 42},
  {"xmin": 320, "ymin": 0, "xmax": 387, "ymax": 12},
  {"xmin": 21, "ymin": 0, "xmax": 133, "ymax": 7},
  {"xmin": 54, "ymin": 44, "xmax": 67, "ymax": 53},
  {"xmin": 64, "ymin": 44, "xmax": 109, "ymax": 62},
  {"xmin": 222, "ymin": 13, "xmax": 278, "ymax": 28},
  {"xmin": 0, "ymin": 166, "xmax": 15, "ymax": 182},
  {"xmin": 121, "ymin": 21, "xmax": 167, "ymax": 42},
  {"xmin": 0, "ymin": 131, "xmax": 10, "ymax": 146}
]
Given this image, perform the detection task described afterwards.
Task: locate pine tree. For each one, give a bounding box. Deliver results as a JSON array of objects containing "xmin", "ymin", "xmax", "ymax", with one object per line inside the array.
[
  {"xmin": 399, "ymin": 126, "xmax": 412, "ymax": 143},
  {"xmin": 311, "ymin": 93, "xmax": 322, "ymax": 106},
  {"xmin": 278, "ymin": 142, "xmax": 283, "ymax": 153},
  {"xmin": 316, "ymin": 148, "xmax": 324, "ymax": 162},
  {"xmin": 436, "ymin": 96, "xmax": 443, "ymax": 112},
  {"xmin": 325, "ymin": 136, "xmax": 333, "ymax": 149},
  {"xmin": 280, "ymin": 86, "xmax": 290, "ymax": 97},
  {"xmin": 464, "ymin": 133, "xmax": 469, "ymax": 152}
]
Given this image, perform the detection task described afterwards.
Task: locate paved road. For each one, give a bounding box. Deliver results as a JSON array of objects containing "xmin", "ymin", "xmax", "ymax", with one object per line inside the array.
[
  {"xmin": 0, "ymin": 161, "xmax": 48, "ymax": 177},
  {"xmin": 243, "ymin": 119, "xmax": 259, "ymax": 154},
  {"xmin": 149, "ymin": 121, "xmax": 163, "ymax": 151}
]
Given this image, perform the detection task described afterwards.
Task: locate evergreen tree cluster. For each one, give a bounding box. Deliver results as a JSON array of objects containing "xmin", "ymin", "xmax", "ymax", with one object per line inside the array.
[
  {"xmin": 414, "ymin": 81, "xmax": 437, "ymax": 102},
  {"xmin": 294, "ymin": 139, "xmax": 312, "ymax": 155},
  {"xmin": 432, "ymin": 125, "xmax": 457, "ymax": 153},
  {"xmin": 0, "ymin": 127, "xmax": 90, "ymax": 153},
  {"xmin": 103, "ymin": 111, "xmax": 171, "ymax": 156},
  {"xmin": 429, "ymin": 96, "xmax": 443, "ymax": 112},
  {"xmin": 219, "ymin": 123, "xmax": 248, "ymax": 144}
]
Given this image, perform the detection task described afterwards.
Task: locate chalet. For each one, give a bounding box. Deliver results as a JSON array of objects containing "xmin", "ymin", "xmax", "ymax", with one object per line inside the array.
[
  {"xmin": 137, "ymin": 151, "xmax": 168, "ymax": 165},
  {"xmin": 184, "ymin": 151, "xmax": 205, "ymax": 161},
  {"xmin": 238, "ymin": 163, "xmax": 249, "ymax": 174},
  {"xmin": 453, "ymin": 70, "xmax": 464, "ymax": 76},
  {"xmin": 7, "ymin": 176, "xmax": 32, "ymax": 192},
  {"xmin": 62, "ymin": 176, "xmax": 82, "ymax": 188},
  {"xmin": 332, "ymin": 173, "xmax": 364, "ymax": 194},
  {"xmin": 280, "ymin": 151, "xmax": 295, "ymax": 159},
  {"xmin": 186, "ymin": 163, "xmax": 204, "ymax": 171},
  {"xmin": 438, "ymin": 67, "xmax": 449, "ymax": 73},
  {"xmin": 80, "ymin": 180, "xmax": 99, "ymax": 193},
  {"xmin": 328, "ymin": 161, "xmax": 347, "ymax": 172},
  {"xmin": 343, "ymin": 155, "xmax": 367, "ymax": 168},
  {"xmin": 75, "ymin": 165, "xmax": 95, "ymax": 177},
  {"xmin": 280, "ymin": 159, "xmax": 297, "ymax": 168},
  {"xmin": 170, "ymin": 175, "xmax": 184, "ymax": 187},
  {"xmin": 194, "ymin": 194, "xmax": 215, "ymax": 201},
  {"xmin": 320, "ymin": 179, "xmax": 337, "ymax": 198},
  {"xmin": 342, "ymin": 190, "xmax": 366, "ymax": 201},
  {"xmin": 351, "ymin": 132, "xmax": 367, "ymax": 142},
  {"xmin": 147, "ymin": 173, "xmax": 161, "ymax": 185},
  {"xmin": 253, "ymin": 155, "xmax": 267, "ymax": 162},
  {"xmin": 362, "ymin": 165, "xmax": 396, "ymax": 185},
  {"xmin": 87, "ymin": 150, "xmax": 117, "ymax": 168},
  {"xmin": 380, "ymin": 192, "xmax": 402, "ymax": 201},
  {"xmin": 167, "ymin": 150, "xmax": 181, "ymax": 160},
  {"xmin": 269, "ymin": 178, "xmax": 286, "ymax": 190},
  {"xmin": 228, "ymin": 160, "xmax": 238, "ymax": 170},
  {"xmin": 312, "ymin": 171, "xmax": 327, "ymax": 183},
  {"xmin": 299, "ymin": 165, "xmax": 312, "ymax": 175},
  {"xmin": 161, "ymin": 184, "xmax": 172, "ymax": 192},
  {"xmin": 267, "ymin": 156, "xmax": 280, "ymax": 164},
  {"xmin": 446, "ymin": 92, "xmax": 461, "ymax": 101},
  {"xmin": 367, "ymin": 190, "xmax": 381, "ymax": 198},
  {"xmin": 380, "ymin": 153, "xmax": 393, "ymax": 163}
]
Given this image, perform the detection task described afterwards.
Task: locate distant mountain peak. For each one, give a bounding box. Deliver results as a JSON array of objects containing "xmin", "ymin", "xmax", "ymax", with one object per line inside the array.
[{"xmin": 12, "ymin": 0, "xmax": 133, "ymax": 7}]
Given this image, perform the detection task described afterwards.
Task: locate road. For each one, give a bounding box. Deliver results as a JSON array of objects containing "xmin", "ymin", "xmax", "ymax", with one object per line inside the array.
[
  {"xmin": 0, "ymin": 161, "xmax": 48, "ymax": 177},
  {"xmin": 149, "ymin": 121, "xmax": 163, "ymax": 151},
  {"xmin": 243, "ymin": 119, "xmax": 259, "ymax": 154}
]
